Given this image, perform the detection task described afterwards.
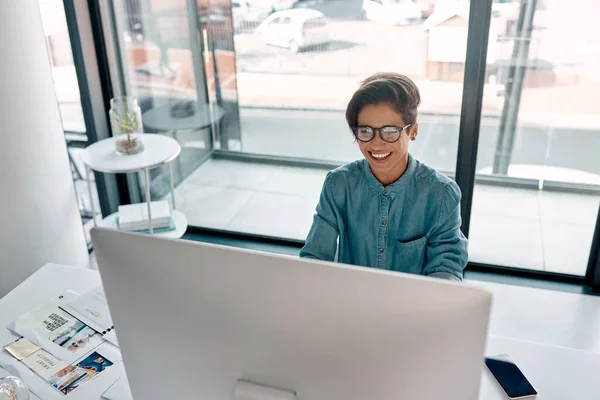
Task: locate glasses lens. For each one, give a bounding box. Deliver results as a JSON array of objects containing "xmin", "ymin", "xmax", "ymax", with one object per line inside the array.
[
  {"xmin": 355, "ymin": 127, "xmax": 373, "ymax": 141},
  {"xmin": 381, "ymin": 126, "xmax": 400, "ymax": 142}
]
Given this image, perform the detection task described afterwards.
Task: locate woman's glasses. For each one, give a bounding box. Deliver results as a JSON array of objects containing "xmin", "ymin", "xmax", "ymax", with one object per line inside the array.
[{"xmin": 352, "ymin": 124, "xmax": 412, "ymax": 143}]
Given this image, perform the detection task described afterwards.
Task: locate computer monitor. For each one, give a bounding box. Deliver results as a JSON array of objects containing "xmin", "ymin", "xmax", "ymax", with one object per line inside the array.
[{"xmin": 91, "ymin": 228, "xmax": 491, "ymax": 400}]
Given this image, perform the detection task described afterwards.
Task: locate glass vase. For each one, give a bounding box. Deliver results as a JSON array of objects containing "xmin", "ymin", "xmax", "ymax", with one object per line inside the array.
[
  {"xmin": 0, "ymin": 376, "xmax": 29, "ymax": 400},
  {"xmin": 109, "ymin": 96, "xmax": 144, "ymax": 155}
]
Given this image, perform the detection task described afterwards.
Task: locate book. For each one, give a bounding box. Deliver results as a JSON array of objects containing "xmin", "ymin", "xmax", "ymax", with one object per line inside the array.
[
  {"xmin": 6, "ymin": 291, "xmax": 106, "ymax": 364},
  {"xmin": 60, "ymin": 287, "xmax": 118, "ymax": 347},
  {"xmin": 115, "ymin": 216, "xmax": 176, "ymax": 234},
  {"xmin": 117, "ymin": 201, "xmax": 171, "ymax": 231}
]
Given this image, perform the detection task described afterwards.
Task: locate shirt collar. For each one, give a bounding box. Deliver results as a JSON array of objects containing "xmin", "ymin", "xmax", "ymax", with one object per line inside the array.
[{"xmin": 362, "ymin": 153, "xmax": 416, "ymax": 197}]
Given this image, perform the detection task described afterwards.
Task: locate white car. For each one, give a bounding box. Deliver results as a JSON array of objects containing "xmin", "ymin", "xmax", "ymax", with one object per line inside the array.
[
  {"xmin": 256, "ymin": 9, "xmax": 329, "ymax": 53},
  {"xmin": 362, "ymin": 0, "xmax": 422, "ymax": 25}
]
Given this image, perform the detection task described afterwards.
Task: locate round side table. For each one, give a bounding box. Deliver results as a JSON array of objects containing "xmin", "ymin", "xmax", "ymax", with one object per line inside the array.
[{"xmin": 81, "ymin": 134, "xmax": 187, "ymax": 237}]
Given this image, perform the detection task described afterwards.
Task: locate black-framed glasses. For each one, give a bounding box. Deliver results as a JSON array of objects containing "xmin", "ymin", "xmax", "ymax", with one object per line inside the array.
[{"xmin": 352, "ymin": 124, "xmax": 412, "ymax": 143}]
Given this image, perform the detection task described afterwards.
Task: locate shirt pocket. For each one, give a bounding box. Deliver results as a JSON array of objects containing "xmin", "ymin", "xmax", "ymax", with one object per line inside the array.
[{"xmin": 394, "ymin": 236, "xmax": 428, "ymax": 275}]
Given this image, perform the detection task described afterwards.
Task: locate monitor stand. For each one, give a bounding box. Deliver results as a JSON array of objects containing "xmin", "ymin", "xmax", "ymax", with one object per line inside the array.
[{"xmin": 235, "ymin": 380, "xmax": 296, "ymax": 400}]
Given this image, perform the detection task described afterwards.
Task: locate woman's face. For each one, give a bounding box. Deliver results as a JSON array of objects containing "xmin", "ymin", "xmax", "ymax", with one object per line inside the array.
[{"xmin": 356, "ymin": 103, "xmax": 417, "ymax": 184}]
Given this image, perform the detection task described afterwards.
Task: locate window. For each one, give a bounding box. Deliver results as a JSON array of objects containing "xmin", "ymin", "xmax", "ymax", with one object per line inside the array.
[
  {"xmin": 107, "ymin": 0, "xmax": 240, "ymax": 205},
  {"xmin": 469, "ymin": 0, "xmax": 600, "ymax": 276},
  {"xmin": 104, "ymin": 0, "xmax": 467, "ymax": 239},
  {"xmin": 232, "ymin": 2, "xmax": 464, "ymax": 171},
  {"xmin": 38, "ymin": 0, "xmax": 86, "ymax": 134},
  {"xmin": 100, "ymin": 0, "xmax": 600, "ymax": 283}
]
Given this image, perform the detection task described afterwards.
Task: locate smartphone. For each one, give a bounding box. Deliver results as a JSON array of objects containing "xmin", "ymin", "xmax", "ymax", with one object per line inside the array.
[{"xmin": 485, "ymin": 354, "xmax": 537, "ymax": 399}]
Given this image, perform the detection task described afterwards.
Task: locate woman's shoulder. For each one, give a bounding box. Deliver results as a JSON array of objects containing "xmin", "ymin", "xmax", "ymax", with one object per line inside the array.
[
  {"xmin": 325, "ymin": 160, "xmax": 364, "ymax": 190},
  {"xmin": 325, "ymin": 160, "xmax": 364, "ymax": 185},
  {"xmin": 413, "ymin": 158, "xmax": 461, "ymax": 198}
]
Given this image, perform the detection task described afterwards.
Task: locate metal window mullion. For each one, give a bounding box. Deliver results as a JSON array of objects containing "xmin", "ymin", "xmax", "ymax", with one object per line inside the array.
[
  {"xmin": 586, "ymin": 205, "xmax": 600, "ymax": 291},
  {"xmin": 454, "ymin": 0, "xmax": 494, "ymax": 237},
  {"xmin": 63, "ymin": 0, "xmax": 122, "ymax": 216}
]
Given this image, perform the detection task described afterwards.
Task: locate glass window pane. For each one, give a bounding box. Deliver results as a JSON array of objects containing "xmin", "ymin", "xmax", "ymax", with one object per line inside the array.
[
  {"xmin": 232, "ymin": 1, "xmax": 467, "ymax": 174},
  {"xmin": 38, "ymin": 0, "xmax": 86, "ymax": 134},
  {"xmin": 108, "ymin": 0, "xmax": 235, "ymax": 200},
  {"xmin": 470, "ymin": 0, "xmax": 600, "ymax": 275},
  {"xmin": 104, "ymin": 0, "xmax": 472, "ymax": 239}
]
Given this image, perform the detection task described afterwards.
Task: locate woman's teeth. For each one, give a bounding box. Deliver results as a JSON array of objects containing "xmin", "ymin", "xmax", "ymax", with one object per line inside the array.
[{"xmin": 371, "ymin": 152, "xmax": 391, "ymax": 159}]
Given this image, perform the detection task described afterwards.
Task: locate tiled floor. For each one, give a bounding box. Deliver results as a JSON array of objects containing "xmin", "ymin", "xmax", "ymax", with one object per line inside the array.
[{"xmin": 173, "ymin": 159, "xmax": 600, "ymax": 276}]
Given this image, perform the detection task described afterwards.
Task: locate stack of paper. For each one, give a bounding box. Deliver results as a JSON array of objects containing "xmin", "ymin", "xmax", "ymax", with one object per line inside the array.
[
  {"xmin": 2, "ymin": 292, "xmax": 123, "ymax": 399},
  {"xmin": 117, "ymin": 201, "xmax": 171, "ymax": 231}
]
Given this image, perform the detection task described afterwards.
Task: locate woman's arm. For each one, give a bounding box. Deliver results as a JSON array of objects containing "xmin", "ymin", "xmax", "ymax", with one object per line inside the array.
[
  {"xmin": 300, "ymin": 173, "xmax": 339, "ymax": 261},
  {"xmin": 424, "ymin": 182, "xmax": 468, "ymax": 281}
]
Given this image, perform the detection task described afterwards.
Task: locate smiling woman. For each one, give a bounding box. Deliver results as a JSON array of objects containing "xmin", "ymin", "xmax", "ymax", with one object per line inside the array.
[{"xmin": 300, "ymin": 72, "xmax": 468, "ymax": 281}]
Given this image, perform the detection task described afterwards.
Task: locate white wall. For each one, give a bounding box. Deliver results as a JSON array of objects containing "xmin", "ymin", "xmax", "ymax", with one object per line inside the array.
[{"xmin": 0, "ymin": 0, "xmax": 89, "ymax": 296}]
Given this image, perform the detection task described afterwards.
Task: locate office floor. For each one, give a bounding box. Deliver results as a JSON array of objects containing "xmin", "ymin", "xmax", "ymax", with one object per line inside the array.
[{"xmin": 173, "ymin": 158, "xmax": 600, "ymax": 276}]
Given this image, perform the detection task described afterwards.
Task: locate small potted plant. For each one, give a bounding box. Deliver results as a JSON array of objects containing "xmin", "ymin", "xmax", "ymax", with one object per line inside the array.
[{"xmin": 109, "ymin": 96, "xmax": 144, "ymax": 155}]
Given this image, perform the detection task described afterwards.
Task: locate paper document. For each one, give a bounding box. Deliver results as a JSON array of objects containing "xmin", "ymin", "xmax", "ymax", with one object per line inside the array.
[
  {"xmin": 7, "ymin": 292, "xmax": 105, "ymax": 364},
  {"xmin": 4, "ymin": 337, "xmax": 40, "ymax": 361},
  {"xmin": 61, "ymin": 287, "xmax": 118, "ymax": 346}
]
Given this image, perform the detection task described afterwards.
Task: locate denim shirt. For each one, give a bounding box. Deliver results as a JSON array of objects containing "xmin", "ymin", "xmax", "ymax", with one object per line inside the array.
[{"xmin": 300, "ymin": 154, "xmax": 468, "ymax": 280}]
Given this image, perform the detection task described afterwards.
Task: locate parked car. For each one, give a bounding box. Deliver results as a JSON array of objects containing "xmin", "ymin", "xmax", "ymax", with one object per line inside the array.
[
  {"xmin": 362, "ymin": 0, "xmax": 422, "ymax": 25},
  {"xmin": 256, "ymin": 9, "xmax": 329, "ymax": 53},
  {"xmin": 232, "ymin": 0, "xmax": 272, "ymax": 30}
]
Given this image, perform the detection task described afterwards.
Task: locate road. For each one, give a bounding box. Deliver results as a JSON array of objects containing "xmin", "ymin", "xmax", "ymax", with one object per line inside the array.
[{"xmin": 238, "ymin": 108, "xmax": 600, "ymax": 179}]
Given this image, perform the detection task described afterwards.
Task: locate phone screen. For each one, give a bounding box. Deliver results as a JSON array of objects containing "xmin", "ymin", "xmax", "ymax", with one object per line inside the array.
[{"xmin": 485, "ymin": 354, "xmax": 537, "ymax": 399}]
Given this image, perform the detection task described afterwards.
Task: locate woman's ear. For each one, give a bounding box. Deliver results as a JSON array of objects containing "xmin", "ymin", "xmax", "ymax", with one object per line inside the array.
[{"xmin": 409, "ymin": 123, "xmax": 419, "ymax": 141}]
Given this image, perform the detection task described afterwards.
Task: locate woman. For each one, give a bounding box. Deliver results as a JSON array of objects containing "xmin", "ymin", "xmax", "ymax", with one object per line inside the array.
[{"xmin": 300, "ymin": 72, "xmax": 467, "ymax": 280}]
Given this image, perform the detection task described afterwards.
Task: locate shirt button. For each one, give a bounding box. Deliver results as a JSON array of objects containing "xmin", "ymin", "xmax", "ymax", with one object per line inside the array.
[
  {"xmin": 382, "ymin": 220, "xmax": 387, "ymax": 225},
  {"xmin": 383, "ymin": 188, "xmax": 388, "ymax": 193},
  {"xmin": 379, "ymin": 247, "xmax": 385, "ymax": 253}
]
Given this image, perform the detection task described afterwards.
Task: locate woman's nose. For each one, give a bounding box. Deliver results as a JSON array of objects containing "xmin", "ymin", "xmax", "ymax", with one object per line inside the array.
[{"xmin": 370, "ymin": 130, "xmax": 385, "ymax": 148}]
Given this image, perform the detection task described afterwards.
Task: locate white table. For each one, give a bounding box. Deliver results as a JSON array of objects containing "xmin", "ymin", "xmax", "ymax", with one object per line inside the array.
[
  {"xmin": 81, "ymin": 135, "xmax": 186, "ymax": 236},
  {"xmin": 2, "ymin": 264, "xmax": 600, "ymax": 399}
]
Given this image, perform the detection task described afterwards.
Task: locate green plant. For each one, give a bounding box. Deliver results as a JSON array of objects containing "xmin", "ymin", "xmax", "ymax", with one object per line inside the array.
[{"xmin": 110, "ymin": 103, "xmax": 139, "ymax": 142}]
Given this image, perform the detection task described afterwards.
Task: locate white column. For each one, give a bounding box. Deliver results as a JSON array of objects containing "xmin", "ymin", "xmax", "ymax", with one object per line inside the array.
[{"xmin": 0, "ymin": 0, "xmax": 89, "ymax": 296}]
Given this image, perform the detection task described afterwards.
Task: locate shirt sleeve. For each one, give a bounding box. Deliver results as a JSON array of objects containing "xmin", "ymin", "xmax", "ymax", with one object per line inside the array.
[
  {"xmin": 299, "ymin": 173, "xmax": 339, "ymax": 261},
  {"xmin": 424, "ymin": 182, "xmax": 468, "ymax": 281}
]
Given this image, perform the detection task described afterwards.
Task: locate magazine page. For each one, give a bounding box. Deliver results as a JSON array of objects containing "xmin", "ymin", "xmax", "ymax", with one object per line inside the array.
[
  {"xmin": 60, "ymin": 287, "xmax": 119, "ymax": 346},
  {"xmin": 7, "ymin": 292, "xmax": 105, "ymax": 364},
  {"xmin": 45, "ymin": 342, "xmax": 122, "ymax": 396},
  {"xmin": 2, "ymin": 339, "xmax": 122, "ymax": 397},
  {"xmin": 0, "ymin": 342, "xmax": 124, "ymax": 400}
]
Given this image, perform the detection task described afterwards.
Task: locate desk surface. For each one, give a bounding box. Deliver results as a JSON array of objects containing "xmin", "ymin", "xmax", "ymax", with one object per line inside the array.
[{"xmin": 2, "ymin": 264, "xmax": 600, "ymax": 399}]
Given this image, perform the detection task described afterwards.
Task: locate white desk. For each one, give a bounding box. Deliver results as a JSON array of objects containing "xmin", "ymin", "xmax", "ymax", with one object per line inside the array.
[{"xmin": 1, "ymin": 264, "xmax": 600, "ymax": 399}]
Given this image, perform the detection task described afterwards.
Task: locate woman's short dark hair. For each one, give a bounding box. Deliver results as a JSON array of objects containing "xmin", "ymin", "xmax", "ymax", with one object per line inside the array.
[{"xmin": 345, "ymin": 72, "xmax": 421, "ymax": 128}]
